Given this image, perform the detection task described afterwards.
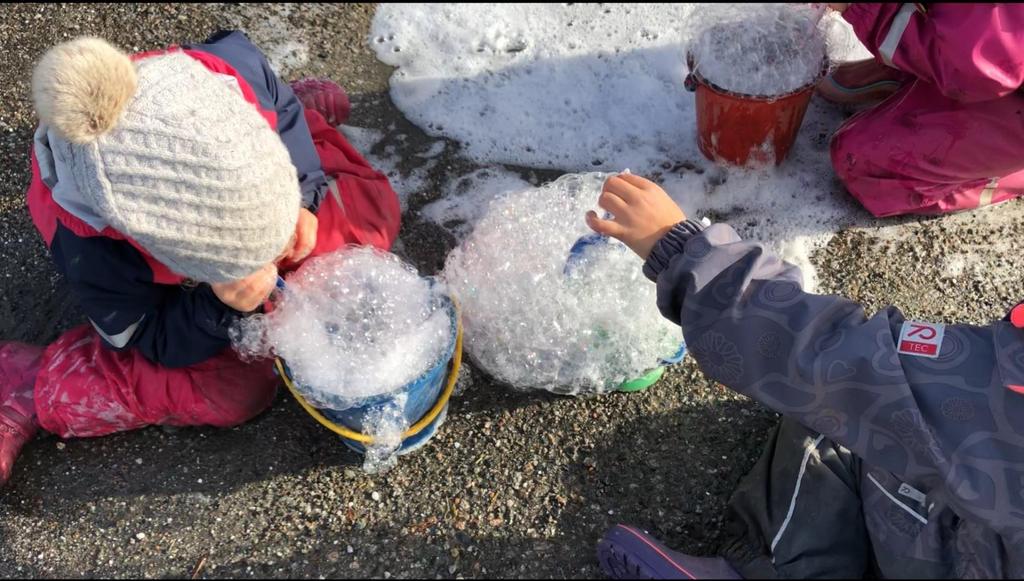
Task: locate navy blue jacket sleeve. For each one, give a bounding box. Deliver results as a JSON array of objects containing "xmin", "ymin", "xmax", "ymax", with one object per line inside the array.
[
  {"xmin": 186, "ymin": 30, "xmax": 328, "ymax": 213},
  {"xmin": 51, "ymin": 224, "xmax": 242, "ymax": 368}
]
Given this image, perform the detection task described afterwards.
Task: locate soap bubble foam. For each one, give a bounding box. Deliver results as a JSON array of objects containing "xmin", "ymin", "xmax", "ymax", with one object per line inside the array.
[
  {"xmin": 230, "ymin": 246, "xmax": 453, "ymax": 412},
  {"xmin": 361, "ymin": 392, "xmax": 409, "ymax": 474},
  {"xmin": 686, "ymin": 3, "xmax": 830, "ymax": 97},
  {"xmin": 442, "ymin": 172, "xmax": 682, "ymax": 395}
]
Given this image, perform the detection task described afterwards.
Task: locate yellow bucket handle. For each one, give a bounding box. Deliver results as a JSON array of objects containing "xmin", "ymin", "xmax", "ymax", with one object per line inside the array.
[{"xmin": 275, "ymin": 298, "xmax": 463, "ymax": 445}]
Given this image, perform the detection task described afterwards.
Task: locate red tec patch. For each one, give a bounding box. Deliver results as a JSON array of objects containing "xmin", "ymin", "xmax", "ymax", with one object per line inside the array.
[{"xmin": 897, "ymin": 321, "xmax": 945, "ymax": 358}]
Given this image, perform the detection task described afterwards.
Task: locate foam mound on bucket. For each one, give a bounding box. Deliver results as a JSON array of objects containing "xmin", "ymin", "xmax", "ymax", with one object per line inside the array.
[
  {"xmin": 687, "ymin": 4, "xmax": 829, "ymax": 97},
  {"xmin": 442, "ymin": 172, "xmax": 681, "ymax": 395},
  {"xmin": 230, "ymin": 246, "xmax": 452, "ymax": 411}
]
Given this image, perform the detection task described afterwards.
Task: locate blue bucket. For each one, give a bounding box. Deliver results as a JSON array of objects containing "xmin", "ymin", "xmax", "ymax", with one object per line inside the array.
[
  {"xmin": 564, "ymin": 232, "xmax": 686, "ymax": 391},
  {"xmin": 275, "ymin": 293, "xmax": 462, "ymax": 456}
]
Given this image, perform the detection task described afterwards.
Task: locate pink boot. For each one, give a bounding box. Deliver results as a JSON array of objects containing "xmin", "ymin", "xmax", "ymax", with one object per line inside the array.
[
  {"xmin": 290, "ymin": 78, "xmax": 351, "ymax": 126},
  {"xmin": 0, "ymin": 342, "xmax": 44, "ymax": 487},
  {"xmin": 817, "ymin": 59, "xmax": 909, "ymax": 105}
]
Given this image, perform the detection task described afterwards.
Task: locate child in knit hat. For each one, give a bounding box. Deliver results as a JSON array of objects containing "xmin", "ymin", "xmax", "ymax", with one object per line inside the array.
[{"xmin": 0, "ymin": 30, "xmax": 400, "ymax": 486}]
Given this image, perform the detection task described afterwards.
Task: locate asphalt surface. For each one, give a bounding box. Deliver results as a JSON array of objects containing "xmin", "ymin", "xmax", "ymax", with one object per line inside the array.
[{"xmin": 2, "ymin": 3, "xmax": 1024, "ymax": 579}]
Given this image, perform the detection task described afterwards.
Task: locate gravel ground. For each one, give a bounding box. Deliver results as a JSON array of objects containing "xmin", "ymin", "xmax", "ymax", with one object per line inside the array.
[{"xmin": 3, "ymin": 3, "xmax": 1024, "ymax": 579}]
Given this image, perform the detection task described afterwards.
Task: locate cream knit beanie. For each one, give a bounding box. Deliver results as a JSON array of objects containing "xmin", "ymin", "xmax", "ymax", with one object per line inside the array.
[{"xmin": 31, "ymin": 37, "xmax": 301, "ymax": 283}]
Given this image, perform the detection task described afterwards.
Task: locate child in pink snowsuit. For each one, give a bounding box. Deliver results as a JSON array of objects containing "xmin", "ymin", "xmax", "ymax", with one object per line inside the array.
[
  {"xmin": 823, "ymin": 3, "xmax": 1024, "ymax": 217},
  {"xmin": 0, "ymin": 32, "xmax": 400, "ymax": 487}
]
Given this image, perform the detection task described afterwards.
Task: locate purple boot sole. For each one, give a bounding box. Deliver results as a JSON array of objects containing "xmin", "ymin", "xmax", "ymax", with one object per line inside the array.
[{"xmin": 597, "ymin": 525, "xmax": 742, "ymax": 580}]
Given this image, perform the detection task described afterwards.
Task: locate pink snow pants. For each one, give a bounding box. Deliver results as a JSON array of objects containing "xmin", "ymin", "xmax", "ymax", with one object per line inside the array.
[
  {"xmin": 830, "ymin": 78, "xmax": 1024, "ymax": 217},
  {"xmin": 34, "ymin": 326, "xmax": 280, "ymax": 438},
  {"xmin": 33, "ymin": 111, "xmax": 401, "ymax": 438}
]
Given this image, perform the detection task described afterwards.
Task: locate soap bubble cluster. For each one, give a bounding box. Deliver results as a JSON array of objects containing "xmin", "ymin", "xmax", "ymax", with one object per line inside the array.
[
  {"xmin": 687, "ymin": 3, "xmax": 829, "ymax": 97},
  {"xmin": 230, "ymin": 246, "xmax": 453, "ymax": 412},
  {"xmin": 361, "ymin": 393, "xmax": 409, "ymax": 474},
  {"xmin": 442, "ymin": 172, "xmax": 682, "ymax": 395}
]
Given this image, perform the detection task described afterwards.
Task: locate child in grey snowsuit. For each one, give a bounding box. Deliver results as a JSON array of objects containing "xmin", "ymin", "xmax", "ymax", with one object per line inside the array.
[{"xmin": 589, "ymin": 173, "xmax": 1024, "ymax": 579}]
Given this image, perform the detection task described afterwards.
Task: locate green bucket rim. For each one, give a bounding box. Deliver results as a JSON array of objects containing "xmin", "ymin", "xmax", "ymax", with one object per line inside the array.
[{"xmin": 616, "ymin": 366, "xmax": 666, "ymax": 393}]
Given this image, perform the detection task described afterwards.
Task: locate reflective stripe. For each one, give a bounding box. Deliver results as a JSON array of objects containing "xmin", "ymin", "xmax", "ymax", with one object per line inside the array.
[
  {"xmin": 879, "ymin": 4, "xmax": 918, "ymax": 68},
  {"xmin": 979, "ymin": 178, "xmax": 999, "ymax": 208},
  {"xmin": 868, "ymin": 473, "xmax": 928, "ymax": 525},
  {"xmin": 770, "ymin": 434, "xmax": 825, "ymax": 558},
  {"xmin": 898, "ymin": 482, "xmax": 927, "ymax": 505},
  {"xmin": 89, "ymin": 315, "xmax": 145, "ymax": 349}
]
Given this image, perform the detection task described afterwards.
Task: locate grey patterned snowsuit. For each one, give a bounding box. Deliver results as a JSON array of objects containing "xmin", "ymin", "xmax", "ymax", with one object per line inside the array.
[{"xmin": 646, "ymin": 221, "xmax": 1024, "ymax": 578}]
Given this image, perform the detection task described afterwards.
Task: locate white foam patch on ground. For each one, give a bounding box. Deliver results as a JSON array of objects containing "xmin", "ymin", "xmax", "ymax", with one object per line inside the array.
[
  {"xmin": 370, "ymin": 4, "xmax": 876, "ymax": 291},
  {"xmin": 234, "ymin": 4, "xmax": 310, "ymax": 77},
  {"xmin": 419, "ymin": 168, "xmax": 532, "ymax": 241},
  {"xmin": 371, "ymin": 4, "xmax": 867, "ymax": 172},
  {"xmin": 943, "ymin": 256, "xmax": 968, "ymax": 278},
  {"xmin": 265, "ymin": 40, "xmax": 310, "ymax": 76},
  {"xmin": 341, "ymin": 125, "xmax": 443, "ymax": 211},
  {"xmin": 823, "ymin": 11, "xmax": 874, "ymax": 62},
  {"xmin": 372, "ymin": 4, "xmax": 694, "ymax": 172}
]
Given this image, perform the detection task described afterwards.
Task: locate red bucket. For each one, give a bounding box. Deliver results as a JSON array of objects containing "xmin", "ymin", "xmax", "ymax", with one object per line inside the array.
[{"xmin": 685, "ymin": 55, "xmax": 823, "ymax": 167}]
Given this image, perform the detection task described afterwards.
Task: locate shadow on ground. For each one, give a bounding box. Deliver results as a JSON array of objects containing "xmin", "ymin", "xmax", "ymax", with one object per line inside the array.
[
  {"xmin": 211, "ymin": 395, "xmax": 777, "ymax": 579},
  {"xmin": 3, "ymin": 377, "xmax": 777, "ymax": 578}
]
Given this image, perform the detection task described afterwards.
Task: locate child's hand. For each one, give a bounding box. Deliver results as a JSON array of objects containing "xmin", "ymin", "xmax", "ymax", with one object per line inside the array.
[
  {"xmin": 282, "ymin": 208, "xmax": 319, "ymax": 264},
  {"xmin": 586, "ymin": 174, "xmax": 687, "ymax": 260},
  {"xmin": 211, "ymin": 263, "xmax": 279, "ymax": 313}
]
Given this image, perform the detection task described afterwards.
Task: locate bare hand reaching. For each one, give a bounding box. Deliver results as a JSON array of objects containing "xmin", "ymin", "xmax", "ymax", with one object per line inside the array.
[
  {"xmin": 282, "ymin": 208, "xmax": 319, "ymax": 264},
  {"xmin": 585, "ymin": 173, "xmax": 687, "ymax": 260}
]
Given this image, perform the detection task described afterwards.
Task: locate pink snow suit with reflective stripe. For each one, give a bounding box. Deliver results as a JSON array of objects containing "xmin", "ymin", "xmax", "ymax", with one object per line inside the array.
[{"xmin": 830, "ymin": 3, "xmax": 1024, "ymax": 217}]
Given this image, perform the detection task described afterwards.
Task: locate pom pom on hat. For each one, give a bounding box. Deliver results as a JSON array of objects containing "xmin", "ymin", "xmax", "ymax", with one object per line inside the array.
[{"xmin": 31, "ymin": 37, "xmax": 137, "ymax": 144}]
